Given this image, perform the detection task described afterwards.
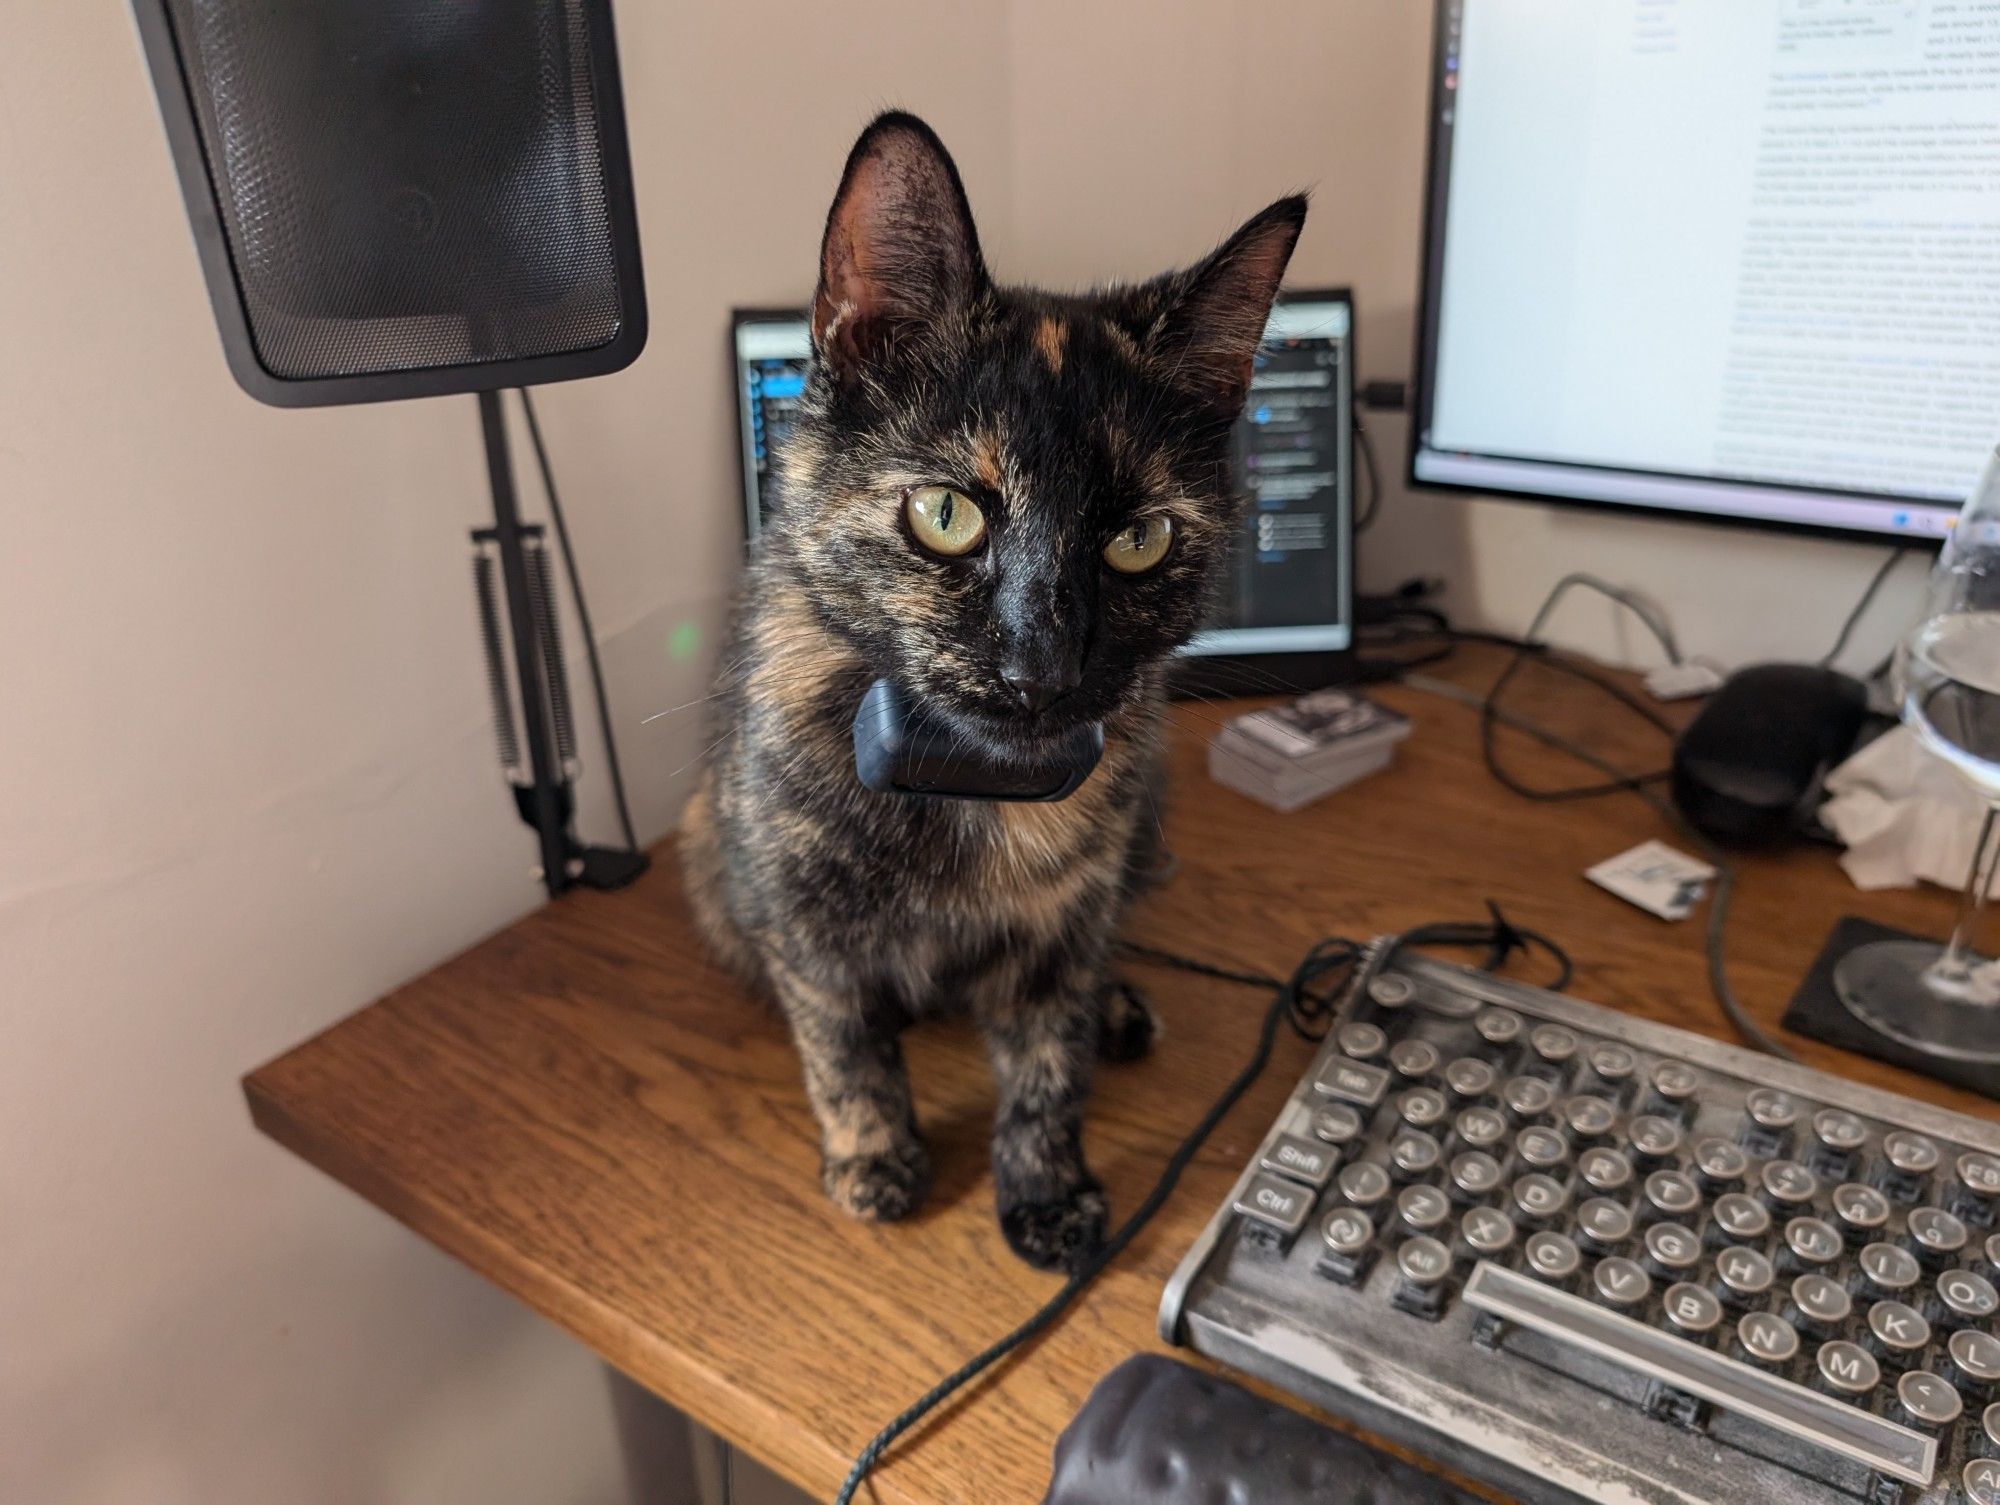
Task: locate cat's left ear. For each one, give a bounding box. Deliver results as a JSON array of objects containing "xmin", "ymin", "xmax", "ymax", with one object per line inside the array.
[
  {"xmin": 1148, "ymin": 195, "xmax": 1308, "ymax": 412},
  {"xmin": 812, "ymin": 111, "xmax": 988, "ymax": 377}
]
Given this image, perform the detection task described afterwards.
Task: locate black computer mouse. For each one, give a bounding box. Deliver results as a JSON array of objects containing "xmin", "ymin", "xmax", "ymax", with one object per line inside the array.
[{"xmin": 1671, "ymin": 662, "xmax": 1871, "ymax": 846}]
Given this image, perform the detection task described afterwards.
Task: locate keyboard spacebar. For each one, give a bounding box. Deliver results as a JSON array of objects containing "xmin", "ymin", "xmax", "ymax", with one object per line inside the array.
[{"xmin": 1462, "ymin": 1262, "xmax": 1936, "ymax": 1487}]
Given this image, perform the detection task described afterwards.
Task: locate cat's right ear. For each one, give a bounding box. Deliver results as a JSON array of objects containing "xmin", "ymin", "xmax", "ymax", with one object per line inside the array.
[{"xmin": 812, "ymin": 112, "xmax": 987, "ymax": 377}]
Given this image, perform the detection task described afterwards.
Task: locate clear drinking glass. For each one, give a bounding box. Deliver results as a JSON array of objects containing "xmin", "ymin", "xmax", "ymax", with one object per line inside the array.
[{"xmin": 1835, "ymin": 445, "xmax": 2000, "ymax": 1063}]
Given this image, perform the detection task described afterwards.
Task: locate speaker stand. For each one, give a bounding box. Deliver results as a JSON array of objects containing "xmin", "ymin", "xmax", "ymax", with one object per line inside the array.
[{"xmin": 473, "ymin": 390, "xmax": 649, "ymax": 899}]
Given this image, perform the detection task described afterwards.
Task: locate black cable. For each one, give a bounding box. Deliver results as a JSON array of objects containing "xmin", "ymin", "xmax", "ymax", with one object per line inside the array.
[
  {"xmin": 1403, "ymin": 672, "xmax": 1799, "ymax": 1061},
  {"xmin": 1822, "ymin": 549, "xmax": 1907, "ymax": 668},
  {"xmin": 1353, "ymin": 411, "xmax": 1383, "ymax": 532},
  {"xmin": 831, "ymin": 916, "xmax": 1561, "ymax": 1505},
  {"xmin": 516, "ymin": 388, "xmax": 642, "ymax": 855}
]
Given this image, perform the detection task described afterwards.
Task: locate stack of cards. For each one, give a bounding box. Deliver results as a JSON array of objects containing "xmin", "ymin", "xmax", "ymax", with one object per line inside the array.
[{"xmin": 1208, "ymin": 689, "xmax": 1412, "ymax": 812}]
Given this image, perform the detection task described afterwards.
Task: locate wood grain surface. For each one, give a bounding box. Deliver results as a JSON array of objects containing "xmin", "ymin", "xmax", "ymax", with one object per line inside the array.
[{"xmin": 244, "ymin": 648, "xmax": 1989, "ymax": 1504}]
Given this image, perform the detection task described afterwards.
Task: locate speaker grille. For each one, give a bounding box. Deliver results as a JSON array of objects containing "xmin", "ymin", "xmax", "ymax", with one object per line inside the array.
[{"xmin": 165, "ymin": 0, "xmax": 627, "ymax": 382}]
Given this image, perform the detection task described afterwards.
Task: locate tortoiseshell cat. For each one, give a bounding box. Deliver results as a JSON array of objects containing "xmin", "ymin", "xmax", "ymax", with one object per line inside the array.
[{"xmin": 681, "ymin": 112, "xmax": 1303, "ymax": 1271}]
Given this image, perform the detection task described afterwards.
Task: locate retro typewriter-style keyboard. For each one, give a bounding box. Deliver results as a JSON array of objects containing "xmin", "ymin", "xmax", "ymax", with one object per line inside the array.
[{"xmin": 1161, "ymin": 947, "xmax": 2000, "ymax": 1505}]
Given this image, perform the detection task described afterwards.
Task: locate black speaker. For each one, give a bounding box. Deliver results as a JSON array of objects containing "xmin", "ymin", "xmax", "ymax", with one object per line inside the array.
[
  {"xmin": 133, "ymin": 0, "xmax": 647, "ymax": 406},
  {"xmin": 134, "ymin": 0, "xmax": 652, "ymax": 899}
]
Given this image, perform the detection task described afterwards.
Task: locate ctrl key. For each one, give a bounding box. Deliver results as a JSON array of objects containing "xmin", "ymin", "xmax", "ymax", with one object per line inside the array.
[{"xmin": 1233, "ymin": 1173, "xmax": 1313, "ymax": 1250}]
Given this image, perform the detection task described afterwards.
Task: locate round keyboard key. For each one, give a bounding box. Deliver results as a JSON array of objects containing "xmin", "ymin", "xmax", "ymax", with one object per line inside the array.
[
  {"xmin": 1460, "ymin": 1206, "xmax": 1516, "ymax": 1257},
  {"xmin": 1594, "ymin": 1256, "xmax": 1651, "ymax": 1309},
  {"xmin": 1579, "ymin": 1146, "xmax": 1634, "ymax": 1194},
  {"xmin": 1455, "ymin": 1105, "xmax": 1508, "ymax": 1150},
  {"xmin": 1832, "ymin": 1182, "xmax": 1891, "ymax": 1243},
  {"xmin": 1812, "ymin": 1108, "xmax": 1868, "ymax": 1156},
  {"xmin": 1390, "ymin": 1039, "xmax": 1441, "ymax": 1081},
  {"xmin": 1789, "ymin": 1273, "xmax": 1853, "ymax": 1334},
  {"xmin": 1983, "ymin": 1400, "xmax": 2000, "ymax": 1452},
  {"xmin": 1515, "ymin": 1125, "xmax": 1569, "ymax": 1171},
  {"xmin": 1444, "ymin": 1056, "xmax": 1497, "ymax": 1101},
  {"xmin": 1663, "ymin": 1282, "xmax": 1722, "ymax": 1339},
  {"xmin": 1746, "ymin": 1087, "xmax": 1800, "ymax": 1132},
  {"xmin": 1323, "ymin": 1205, "xmax": 1376, "ymax": 1257},
  {"xmin": 1525, "ymin": 1230, "xmax": 1581, "ymax": 1283},
  {"xmin": 1627, "ymin": 1115, "xmax": 1684, "ymax": 1163},
  {"xmin": 1784, "ymin": 1216, "xmax": 1843, "ymax": 1270},
  {"xmin": 1367, "ymin": 974, "xmax": 1416, "ymax": 1009},
  {"xmin": 1390, "ymin": 1131, "xmax": 1442, "ymax": 1181},
  {"xmin": 1474, "ymin": 1006, "xmax": 1523, "ymax": 1046},
  {"xmin": 1563, "ymin": 1095, "xmax": 1617, "ymax": 1140},
  {"xmin": 1577, "ymin": 1197, "xmax": 1636, "ymax": 1252},
  {"xmin": 1959, "ymin": 1151, "xmax": 2000, "ymax": 1201},
  {"xmin": 1588, "ymin": 1043, "xmax": 1637, "ymax": 1088},
  {"xmin": 1692, "ymin": 1137, "xmax": 1749, "ymax": 1190},
  {"xmin": 1336, "ymin": 1021, "xmax": 1387, "ymax": 1060},
  {"xmin": 1962, "ymin": 1459, "xmax": 2000, "ymax": 1505},
  {"xmin": 1866, "ymin": 1301, "xmax": 1932, "ymax": 1366},
  {"xmin": 1950, "ymin": 1329, "xmax": 2000, "ymax": 1391},
  {"xmin": 1885, "ymin": 1129, "xmax": 1941, "ymax": 1177},
  {"xmin": 1312, "ymin": 1103, "xmax": 1365, "ymax": 1147},
  {"xmin": 1400, "ymin": 1087, "xmax": 1450, "ymax": 1131},
  {"xmin": 1737, "ymin": 1311, "xmax": 1801, "ymax": 1367},
  {"xmin": 1896, "ymin": 1369, "xmax": 1963, "ymax": 1430},
  {"xmin": 1514, "ymin": 1173, "xmax": 1569, "ymax": 1223},
  {"xmin": 1714, "ymin": 1245, "xmax": 1775, "ymax": 1305},
  {"xmin": 1398, "ymin": 1184, "xmax": 1453, "ymax": 1234},
  {"xmin": 1502, "ymin": 1075, "xmax": 1556, "ymax": 1120},
  {"xmin": 1911, "ymin": 1205, "xmax": 1971, "ymax": 1264},
  {"xmin": 1859, "ymin": 1241, "xmax": 1922, "ymax": 1300},
  {"xmin": 1816, "ymin": 1340, "xmax": 1880, "ymax": 1399},
  {"xmin": 1530, "ymin": 1024, "xmax": 1579, "ymax": 1068},
  {"xmin": 1711, "ymin": 1191, "xmax": 1772, "ymax": 1244},
  {"xmin": 1644, "ymin": 1170, "xmax": 1702, "ymax": 1221},
  {"xmin": 1650, "ymin": 1060, "xmax": 1700, "ymax": 1106},
  {"xmin": 1986, "ymin": 1232, "xmax": 2000, "ymax": 1281},
  {"xmin": 1761, "ymin": 1159, "xmax": 1818, "ymax": 1210},
  {"xmin": 1449, "ymin": 1151, "xmax": 1504, "ymax": 1202},
  {"xmin": 1643, "ymin": 1222, "xmax": 1702, "ymax": 1277},
  {"xmin": 1937, "ymin": 1267, "xmax": 2000, "ymax": 1328},
  {"xmin": 1339, "ymin": 1161, "xmax": 1392, "ymax": 1208},
  {"xmin": 1397, "ymin": 1234, "xmax": 1453, "ymax": 1288}
]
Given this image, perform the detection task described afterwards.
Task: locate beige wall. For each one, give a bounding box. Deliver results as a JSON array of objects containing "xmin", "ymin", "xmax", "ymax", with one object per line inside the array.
[{"xmin": 2, "ymin": 3, "xmax": 1921, "ymax": 1503}]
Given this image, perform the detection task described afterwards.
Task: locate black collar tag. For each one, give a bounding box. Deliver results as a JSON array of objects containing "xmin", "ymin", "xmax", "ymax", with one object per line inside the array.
[{"xmin": 851, "ymin": 677, "xmax": 1103, "ymax": 802}]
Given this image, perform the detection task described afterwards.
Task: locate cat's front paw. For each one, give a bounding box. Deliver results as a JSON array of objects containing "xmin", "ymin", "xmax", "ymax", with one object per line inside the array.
[
  {"xmin": 824, "ymin": 1142, "xmax": 931, "ymax": 1223},
  {"xmin": 1096, "ymin": 980, "xmax": 1159, "ymax": 1064},
  {"xmin": 998, "ymin": 1177, "xmax": 1107, "ymax": 1273}
]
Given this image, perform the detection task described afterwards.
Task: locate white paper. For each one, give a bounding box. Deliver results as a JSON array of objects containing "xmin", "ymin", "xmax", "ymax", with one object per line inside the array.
[{"xmin": 1821, "ymin": 726, "xmax": 1998, "ymax": 895}]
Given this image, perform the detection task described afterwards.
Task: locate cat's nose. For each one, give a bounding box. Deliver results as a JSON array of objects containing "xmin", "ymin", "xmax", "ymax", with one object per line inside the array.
[{"xmin": 1000, "ymin": 663, "xmax": 1078, "ymax": 714}]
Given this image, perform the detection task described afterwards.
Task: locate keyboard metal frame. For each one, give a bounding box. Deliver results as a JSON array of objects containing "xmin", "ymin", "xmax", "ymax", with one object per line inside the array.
[{"xmin": 1160, "ymin": 944, "xmax": 2000, "ymax": 1505}]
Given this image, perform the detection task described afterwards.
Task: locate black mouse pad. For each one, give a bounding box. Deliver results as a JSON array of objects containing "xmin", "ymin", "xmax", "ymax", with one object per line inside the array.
[{"xmin": 1783, "ymin": 915, "xmax": 2000, "ymax": 1102}]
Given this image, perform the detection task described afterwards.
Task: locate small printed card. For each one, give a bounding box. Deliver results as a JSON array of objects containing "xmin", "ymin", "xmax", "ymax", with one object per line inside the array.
[
  {"xmin": 1586, "ymin": 840, "xmax": 1718, "ymax": 922},
  {"xmin": 1227, "ymin": 689, "xmax": 1410, "ymax": 762}
]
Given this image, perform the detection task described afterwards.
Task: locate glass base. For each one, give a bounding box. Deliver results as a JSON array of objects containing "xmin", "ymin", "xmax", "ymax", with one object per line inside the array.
[{"xmin": 1835, "ymin": 939, "xmax": 2000, "ymax": 1064}]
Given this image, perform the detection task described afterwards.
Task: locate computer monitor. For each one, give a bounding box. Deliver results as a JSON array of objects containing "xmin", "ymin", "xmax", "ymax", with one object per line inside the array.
[
  {"xmin": 731, "ymin": 292, "xmax": 1356, "ymax": 692},
  {"xmin": 1411, "ymin": 0, "xmax": 1999, "ymax": 543}
]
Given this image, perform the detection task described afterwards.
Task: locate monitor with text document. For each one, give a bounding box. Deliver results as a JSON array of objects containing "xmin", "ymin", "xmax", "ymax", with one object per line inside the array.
[
  {"xmin": 733, "ymin": 293, "xmax": 1356, "ymax": 689},
  {"xmin": 1411, "ymin": 0, "xmax": 2000, "ymax": 542}
]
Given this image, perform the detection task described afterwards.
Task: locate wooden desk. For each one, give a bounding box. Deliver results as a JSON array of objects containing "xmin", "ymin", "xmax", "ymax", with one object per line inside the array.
[{"xmin": 244, "ymin": 649, "xmax": 1987, "ymax": 1504}]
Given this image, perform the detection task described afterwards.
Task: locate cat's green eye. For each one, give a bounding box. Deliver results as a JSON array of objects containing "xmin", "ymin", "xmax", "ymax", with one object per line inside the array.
[
  {"xmin": 904, "ymin": 485, "xmax": 987, "ymax": 557},
  {"xmin": 1103, "ymin": 514, "xmax": 1174, "ymax": 574}
]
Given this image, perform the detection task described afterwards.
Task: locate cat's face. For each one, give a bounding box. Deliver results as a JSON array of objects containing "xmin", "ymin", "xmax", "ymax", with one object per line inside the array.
[{"xmin": 768, "ymin": 112, "xmax": 1304, "ymax": 761}]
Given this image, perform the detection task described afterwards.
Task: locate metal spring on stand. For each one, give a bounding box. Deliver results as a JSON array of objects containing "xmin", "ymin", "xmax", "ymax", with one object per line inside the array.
[
  {"xmin": 471, "ymin": 543, "xmax": 524, "ymax": 784},
  {"xmin": 524, "ymin": 533, "xmax": 580, "ymax": 777}
]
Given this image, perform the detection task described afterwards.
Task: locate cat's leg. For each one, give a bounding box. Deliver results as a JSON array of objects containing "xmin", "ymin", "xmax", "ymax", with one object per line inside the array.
[
  {"xmin": 976, "ymin": 965, "xmax": 1107, "ymax": 1272},
  {"xmin": 1096, "ymin": 978, "xmax": 1159, "ymax": 1064},
  {"xmin": 766, "ymin": 954, "xmax": 930, "ymax": 1222}
]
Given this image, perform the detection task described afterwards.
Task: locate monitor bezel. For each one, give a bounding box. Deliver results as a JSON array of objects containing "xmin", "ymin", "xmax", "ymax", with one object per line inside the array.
[{"xmin": 1406, "ymin": 0, "xmax": 1951, "ymax": 549}]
